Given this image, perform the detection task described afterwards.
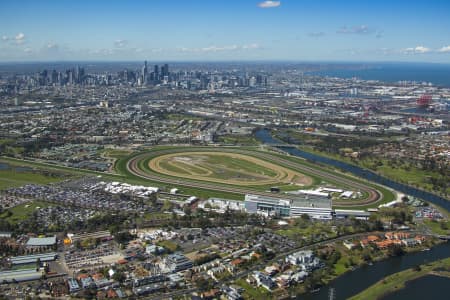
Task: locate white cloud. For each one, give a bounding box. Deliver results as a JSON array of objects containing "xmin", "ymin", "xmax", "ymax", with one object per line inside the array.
[
  {"xmin": 308, "ymin": 32, "xmax": 325, "ymax": 38},
  {"xmin": 403, "ymin": 46, "xmax": 431, "ymax": 54},
  {"xmin": 2, "ymin": 35, "xmax": 9, "ymax": 41},
  {"xmin": 201, "ymin": 45, "xmax": 239, "ymax": 52},
  {"xmin": 23, "ymin": 47, "xmax": 32, "ymax": 53},
  {"xmin": 14, "ymin": 32, "xmax": 26, "ymax": 45},
  {"xmin": 15, "ymin": 33, "xmax": 25, "ymax": 40},
  {"xmin": 414, "ymin": 46, "xmax": 430, "ymax": 53},
  {"xmin": 47, "ymin": 42, "xmax": 58, "ymax": 49},
  {"xmin": 242, "ymin": 43, "xmax": 261, "ymax": 49},
  {"xmin": 114, "ymin": 39, "xmax": 128, "ymax": 48},
  {"xmin": 179, "ymin": 43, "xmax": 261, "ymax": 53},
  {"xmin": 258, "ymin": 1, "xmax": 281, "ymax": 8},
  {"xmin": 337, "ymin": 25, "xmax": 375, "ymax": 35},
  {"xmin": 438, "ymin": 45, "xmax": 450, "ymax": 53}
]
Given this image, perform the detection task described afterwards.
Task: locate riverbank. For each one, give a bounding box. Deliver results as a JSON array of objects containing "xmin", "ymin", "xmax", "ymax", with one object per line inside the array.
[
  {"xmin": 349, "ymin": 256, "xmax": 450, "ymax": 300},
  {"xmin": 272, "ymin": 129, "xmax": 449, "ymax": 197},
  {"xmin": 254, "ymin": 129, "xmax": 450, "ymax": 212},
  {"xmin": 298, "ymin": 240, "xmax": 450, "ymax": 300}
]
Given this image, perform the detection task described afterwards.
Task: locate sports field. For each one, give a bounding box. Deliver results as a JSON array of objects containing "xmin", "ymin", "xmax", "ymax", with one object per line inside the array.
[{"xmin": 149, "ymin": 151, "xmax": 312, "ymax": 186}]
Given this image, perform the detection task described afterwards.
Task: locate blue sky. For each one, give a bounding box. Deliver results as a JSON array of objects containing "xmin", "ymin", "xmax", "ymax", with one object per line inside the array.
[{"xmin": 1, "ymin": 0, "xmax": 449, "ymax": 62}]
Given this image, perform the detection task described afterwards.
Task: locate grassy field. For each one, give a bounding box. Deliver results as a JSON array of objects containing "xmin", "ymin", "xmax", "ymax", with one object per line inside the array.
[
  {"xmin": 423, "ymin": 219, "xmax": 450, "ymax": 235},
  {"xmin": 0, "ymin": 200, "xmax": 53, "ymax": 224},
  {"xmin": 0, "ymin": 159, "xmax": 68, "ymax": 190},
  {"xmin": 350, "ymin": 257, "xmax": 450, "ymax": 300},
  {"xmin": 140, "ymin": 149, "xmax": 314, "ymax": 190},
  {"xmin": 0, "ymin": 169, "xmax": 63, "ymax": 190},
  {"xmin": 101, "ymin": 148, "xmax": 134, "ymax": 159},
  {"xmin": 235, "ymin": 279, "xmax": 274, "ymax": 300},
  {"xmin": 276, "ymin": 223, "xmax": 338, "ymax": 241},
  {"xmin": 150, "ymin": 152, "xmax": 303, "ymax": 185},
  {"xmin": 156, "ymin": 240, "xmax": 180, "ymax": 252},
  {"xmin": 216, "ymin": 134, "xmax": 260, "ymax": 145}
]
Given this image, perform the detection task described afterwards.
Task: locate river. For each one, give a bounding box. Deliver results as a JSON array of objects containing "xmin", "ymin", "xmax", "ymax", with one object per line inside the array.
[
  {"xmin": 382, "ymin": 274, "xmax": 450, "ymax": 300},
  {"xmin": 254, "ymin": 129, "xmax": 450, "ymax": 212},
  {"xmin": 254, "ymin": 129, "xmax": 450, "ymax": 298},
  {"xmin": 301, "ymin": 241, "xmax": 450, "ymax": 300}
]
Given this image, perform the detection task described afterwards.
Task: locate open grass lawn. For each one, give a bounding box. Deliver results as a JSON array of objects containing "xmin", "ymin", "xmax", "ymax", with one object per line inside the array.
[
  {"xmin": 423, "ymin": 219, "xmax": 450, "ymax": 235},
  {"xmin": 217, "ymin": 135, "xmax": 260, "ymax": 145},
  {"xmin": 235, "ymin": 279, "xmax": 274, "ymax": 300},
  {"xmin": 0, "ymin": 200, "xmax": 53, "ymax": 224},
  {"xmin": 102, "ymin": 149, "xmax": 134, "ymax": 159},
  {"xmin": 0, "ymin": 168, "xmax": 63, "ymax": 190},
  {"xmin": 157, "ymin": 160, "xmax": 193, "ymax": 175},
  {"xmin": 350, "ymin": 257, "xmax": 450, "ymax": 300},
  {"xmin": 276, "ymin": 223, "xmax": 336, "ymax": 241},
  {"xmin": 333, "ymin": 257, "xmax": 350, "ymax": 275},
  {"xmin": 156, "ymin": 240, "xmax": 180, "ymax": 252}
]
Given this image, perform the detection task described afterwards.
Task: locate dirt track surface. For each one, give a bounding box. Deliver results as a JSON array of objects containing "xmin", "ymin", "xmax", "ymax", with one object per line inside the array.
[{"xmin": 149, "ymin": 151, "xmax": 312, "ymax": 186}]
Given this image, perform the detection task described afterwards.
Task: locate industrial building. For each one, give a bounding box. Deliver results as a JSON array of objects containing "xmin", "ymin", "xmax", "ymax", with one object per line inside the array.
[{"xmin": 244, "ymin": 194, "xmax": 332, "ymax": 219}]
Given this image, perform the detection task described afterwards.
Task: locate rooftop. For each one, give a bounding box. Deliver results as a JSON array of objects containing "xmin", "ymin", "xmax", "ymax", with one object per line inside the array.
[{"xmin": 26, "ymin": 236, "xmax": 56, "ymax": 246}]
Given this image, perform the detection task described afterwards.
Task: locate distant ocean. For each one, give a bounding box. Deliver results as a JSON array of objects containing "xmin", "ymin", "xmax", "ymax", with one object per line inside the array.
[{"xmin": 308, "ymin": 63, "xmax": 450, "ymax": 87}]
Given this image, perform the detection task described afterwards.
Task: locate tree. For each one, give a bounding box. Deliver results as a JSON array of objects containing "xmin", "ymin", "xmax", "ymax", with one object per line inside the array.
[
  {"xmin": 388, "ymin": 245, "xmax": 405, "ymax": 257},
  {"xmin": 301, "ymin": 213, "xmax": 310, "ymax": 221},
  {"xmin": 112, "ymin": 270, "xmax": 126, "ymax": 283},
  {"xmin": 36, "ymin": 258, "xmax": 41, "ymax": 271},
  {"xmin": 195, "ymin": 277, "xmax": 214, "ymax": 292}
]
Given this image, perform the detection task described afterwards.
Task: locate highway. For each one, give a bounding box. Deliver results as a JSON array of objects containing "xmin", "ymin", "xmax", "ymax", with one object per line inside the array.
[{"xmin": 126, "ymin": 147, "xmax": 383, "ymax": 207}]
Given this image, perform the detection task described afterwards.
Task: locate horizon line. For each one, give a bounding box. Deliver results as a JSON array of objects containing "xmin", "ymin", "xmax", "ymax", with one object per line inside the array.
[{"xmin": 0, "ymin": 60, "xmax": 450, "ymax": 65}]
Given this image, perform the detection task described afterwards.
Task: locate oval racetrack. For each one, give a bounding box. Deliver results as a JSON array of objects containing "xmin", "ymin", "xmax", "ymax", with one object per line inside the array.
[{"xmin": 125, "ymin": 147, "xmax": 383, "ymax": 207}]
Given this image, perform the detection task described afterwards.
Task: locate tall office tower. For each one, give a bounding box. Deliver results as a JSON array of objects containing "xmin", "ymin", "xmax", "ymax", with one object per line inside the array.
[
  {"xmin": 142, "ymin": 61, "xmax": 148, "ymax": 84},
  {"xmin": 79, "ymin": 67, "xmax": 85, "ymax": 84},
  {"xmin": 51, "ymin": 70, "xmax": 58, "ymax": 84},
  {"xmin": 162, "ymin": 63, "xmax": 169, "ymax": 77},
  {"xmin": 68, "ymin": 70, "xmax": 74, "ymax": 85},
  {"xmin": 57, "ymin": 72, "xmax": 63, "ymax": 85},
  {"xmin": 154, "ymin": 65, "xmax": 159, "ymax": 82},
  {"xmin": 75, "ymin": 65, "xmax": 80, "ymax": 83}
]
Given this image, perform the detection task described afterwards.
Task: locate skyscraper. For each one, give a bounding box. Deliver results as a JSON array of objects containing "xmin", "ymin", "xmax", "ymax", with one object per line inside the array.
[
  {"xmin": 162, "ymin": 63, "xmax": 169, "ymax": 77},
  {"xmin": 142, "ymin": 61, "xmax": 148, "ymax": 84}
]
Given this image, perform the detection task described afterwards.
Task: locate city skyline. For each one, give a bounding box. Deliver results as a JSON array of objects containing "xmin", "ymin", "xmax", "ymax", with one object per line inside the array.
[{"xmin": 1, "ymin": 0, "xmax": 450, "ymax": 62}]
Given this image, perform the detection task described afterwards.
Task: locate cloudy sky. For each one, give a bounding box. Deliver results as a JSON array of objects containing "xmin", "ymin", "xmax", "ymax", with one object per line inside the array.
[{"xmin": 1, "ymin": 0, "xmax": 450, "ymax": 62}]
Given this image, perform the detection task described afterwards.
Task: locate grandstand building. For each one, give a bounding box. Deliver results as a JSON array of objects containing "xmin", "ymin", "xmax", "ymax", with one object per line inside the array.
[{"xmin": 244, "ymin": 194, "xmax": 332, "ymax": 220}]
